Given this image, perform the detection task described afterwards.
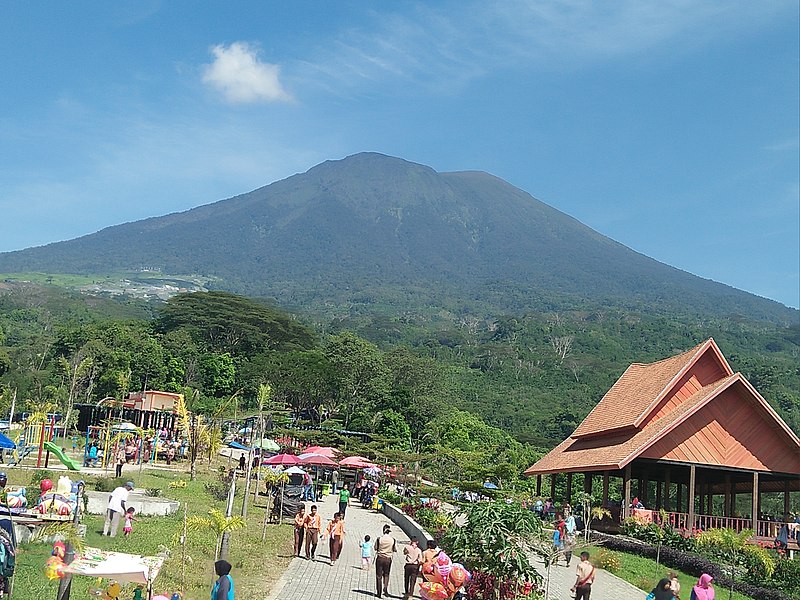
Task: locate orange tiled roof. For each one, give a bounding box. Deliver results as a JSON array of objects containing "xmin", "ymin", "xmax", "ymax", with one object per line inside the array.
[
  {"xmin": 571, "ymin": 341, "xmax": 710, "ymax": 438},
  {"xmin": 524, "ymin": 374, "xmax": 737, "ymax": 475}
]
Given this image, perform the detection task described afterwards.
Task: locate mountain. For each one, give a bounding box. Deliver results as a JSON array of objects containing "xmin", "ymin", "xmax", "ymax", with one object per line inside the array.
[{"xmin": 0, "ymin": 153, "xmax": 795, "ymax": 324}]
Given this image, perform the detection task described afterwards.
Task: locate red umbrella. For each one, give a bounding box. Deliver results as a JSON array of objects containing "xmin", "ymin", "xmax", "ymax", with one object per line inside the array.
[
  {"xmin": 298, "ymin": 452, "xmax": 339, "ymax": 467},
  {"xmin": 339, "ymin": 455, "xmax": 377, "ymax": 468},
  {"xmin": 304, "ymin": 445, "xmax": 340, "ymax": 459},
  {"xmin": 264, "ymin": 453, "xmax": 300, "ymax": 466}
]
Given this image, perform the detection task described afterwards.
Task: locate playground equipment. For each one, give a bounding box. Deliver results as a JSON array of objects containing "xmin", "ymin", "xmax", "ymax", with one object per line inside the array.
[
  {"xmin": 42, "ymin": 442, "xmax": 81, "ymax": 471},
  {"xmin": 11, "ymin": 415, "xmax": 65, "ymax": 468}
]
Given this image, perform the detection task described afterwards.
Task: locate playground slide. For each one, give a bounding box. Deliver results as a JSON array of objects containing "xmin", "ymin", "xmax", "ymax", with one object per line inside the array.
[{"xmin": 42, "ymin": 441, "xmax": 81, "ymax": 471}]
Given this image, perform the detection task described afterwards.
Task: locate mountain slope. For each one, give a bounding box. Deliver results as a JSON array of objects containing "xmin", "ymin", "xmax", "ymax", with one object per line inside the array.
[{"xmin": 0, "ymin": 153, "xmax": 795, "ymax": 323}]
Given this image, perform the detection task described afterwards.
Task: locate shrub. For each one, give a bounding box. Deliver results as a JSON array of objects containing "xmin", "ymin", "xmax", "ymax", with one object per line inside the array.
[
  {"xmin": 30, "ymin": 469, "xmax": 56, "ymax": 488},
  {"xmin": 94, "ymin": 477, "xmax": 126, "ymax": 492},
  {"xmin": 144, "ymin": 487, "xmax": 162, "ymax": 497},
  {"xmin": 764, "ymin": 557, "xmax": 800, "ymax": 596}
]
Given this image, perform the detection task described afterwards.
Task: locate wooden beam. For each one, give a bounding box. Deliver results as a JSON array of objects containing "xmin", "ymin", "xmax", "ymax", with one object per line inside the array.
[
  {"xmin": 602, "ymin": 471, "xmax": 609, "ymax": 507},
  {"xmin": 751, "ymin": 471, "xmax": 759, "ymax": 524},
  {"xmin": 676, "ymin": 482, "xmax": 682, "ymax": 513},
  {"xmin": 550, "ymin": 473, "xmax": 557, "ymax": 501},
  {"xmin": 724, "ymin": 474, "xmax": 731, "ymax": 517},
  {"xmin": 784, "ymin": 480, "xmax": 791, "ymax": 521},
  {"xmin": 536, "ymin": 474, "xmax": 541, "ymax": 497},
  {"xmin": 584, "ymin": 473, "xmax": 592, "ymax": 495},
  {"xmin": 642, "ymin": 471, "xmax": 649, "ymax": 506},
  {"xmin": 688, "ymin": 465, "xmax": 696, "ymax": 528},
  {"xmin": 664, "ymin": 468, "xmax": 671, "ymax": 511},
  {"xmin": 623, "ymin": 464, "xmax": 632, "ymax": 519}
]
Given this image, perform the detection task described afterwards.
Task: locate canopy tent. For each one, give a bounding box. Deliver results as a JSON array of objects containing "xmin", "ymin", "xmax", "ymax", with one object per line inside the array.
[
  {"xmin": 0, "ymin": 433, "xmax": 15, "ymax": 450},
  {"xmin": 482, "ymin": 481, "xmax": 499, "ymax": 489},
  {"xmin": 227, "ymin": 441, "xmax": 250, "ymax": 450},
  {"xmin": 285, "ymin": 466, "xmax": 307, "ymax": 475},
  {"xmin": 64, "ymin": 547, "xmax": 165, "ymax": 597}
]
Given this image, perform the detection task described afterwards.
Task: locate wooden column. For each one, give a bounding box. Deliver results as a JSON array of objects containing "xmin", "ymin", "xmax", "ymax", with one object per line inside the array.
[
  {"xmin": 550, "ymin": 473, "xmax": 557, "ymax": 500},
  {"xmin": 656, "ymin": 480, "xmax": 662, "ymax": 510},
  {"xmin": 536, "ymin": 474, "xmax": 542, "ymax": 497},
  {"xmin": 664, "ymin": 468, "xmax": 671, "ymax": 511},
  {"xmin": 642, "ymin": 471, "xmax": 649, "ymax": 506},
  {"xmin": 784, "ymin": 481, "xmax": 791, "ymax": 521},
  {"xmin": 751, "ymin": 471, "xmax": 759, "ymax": 526},
  {"xmin": 566, "ymin": 472, "xmax": 573, "ymax": 504},
  {"xmin": 707, "ymin": 484, "xmax": 713, "ymax": 516},
  {"xmin": 688, "ymin": 465, "xmax": 696, "ymax": 528},
  {"xmin": 623, "ymin": 464, "xmax": 632, "ymax": 519},
  {"xmin": 584, "ymin": 473, "xmax": 593, "ymax": 495},
  {"xmin": 602, "ymin": 471, "xmax": 609, "ymax": 507},
  {"xmin": 724, "ymin": 474, "xmax": 731, "ymax": 517},
  {"xmin": 676, "ymin": 482, "xmax": 682, "ymax": 513}
]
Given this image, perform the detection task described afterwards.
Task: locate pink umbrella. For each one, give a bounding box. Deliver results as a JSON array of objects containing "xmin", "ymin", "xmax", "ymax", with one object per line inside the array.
[
  {"xmin": 264, "ymin": 453, "xmax": 300, "ymax": 466},
  {"xmin": 304, "ymin": 445, "xmax": 340, "ymax": 458},
  {"xmin": 339, "ymin": 455, "xmax": 377, "ymax": 468},
  {"xmin": 298, "ymin": 452, "xmax": 339, "ymax": 467}
]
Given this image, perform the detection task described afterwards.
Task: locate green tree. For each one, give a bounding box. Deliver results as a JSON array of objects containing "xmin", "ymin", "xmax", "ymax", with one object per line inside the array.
[{"xmin": 324, "ymin": 332, "xmax": 389, "ymax": 429}]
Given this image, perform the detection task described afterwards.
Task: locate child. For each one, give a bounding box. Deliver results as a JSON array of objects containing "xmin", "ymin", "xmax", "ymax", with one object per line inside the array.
[
  {"xmin": 123, "ymin": 507, "xmax": 136, "ymax": 536},
  {"xmin": 360, "ymin": 534, "xmax": 373, "ymax": 570}
]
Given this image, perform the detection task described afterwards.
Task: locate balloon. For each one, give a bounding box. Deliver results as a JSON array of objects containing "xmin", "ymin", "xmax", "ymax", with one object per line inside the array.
[
  {"xmin": 435, "ymin": 561, "xmax": 452, "ymax": 580},
  {"xmin": 105, "ymin": 581, "xmax": 122, "ymax": 599},
  {"xmin": 419, "ymin": 582, "xmax": 450, "ymax": 600},
  {"xmin": 152, "ymin": 596, "xmax": 171, "ymax": 600},
  {"xmin": 40, "ymin": 479, "xmax": 53, "ymax": 493},
  {"xmin": 44, "ymin": 556, "xmax": 65, "ymax": 580},
  {"xmin": 436, "ymin": 551, "xmax": 451, "ymax": 566},
  {"xmin": 448, "ymin": 563, "xmax": 468, "ymax": 589},
  {"xmin": 422, "ymin": 562, "xmax": 441, "ymax": 583}
]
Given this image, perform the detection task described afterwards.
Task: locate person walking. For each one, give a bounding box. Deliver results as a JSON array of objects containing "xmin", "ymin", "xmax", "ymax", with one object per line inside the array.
[
  {"xmin": 331, "ymin": 469, "xmax": 339, "ymax": 493},
  {"xmin": 212, "ymin": 559, "xmax": 234, "ymax": 600},
  {"xmin": 325, "ymin": 512, "xmax": 346, "ymax": 565},
  {"xmin": 293, "ymin": 506, "xmax": 306, "ymax": 557},
  {"xmin": 115, "ymin": 446, "xmax": 126, "ymax": 478},
  {"xmin": 651, "ymin": 578, "xmax": 676, "ymax": 600},
  {"xmin": 690, "ymin": 574, "xmax": 715, "ymax": 600},
  {"xmin": 403, "ymin": 536, "xmax": 422, "ymax": 599},
  {"xmin": 304, "ymin": 504, "xmax": 322, "ymax": 560},
  {"xmin": 338, "ymin": 485, "xmax": 350, "ymax": 517},
  {"xmin": 570, "ymin": 551, "xmax": 595, "ymax": 600},
  {"xmin": 103, "ymin": 481, "xmax": 134, "ymax": 537},
  {"xmin": 374, "ymin": 524, "xmax": 397, "ymax": 598}
]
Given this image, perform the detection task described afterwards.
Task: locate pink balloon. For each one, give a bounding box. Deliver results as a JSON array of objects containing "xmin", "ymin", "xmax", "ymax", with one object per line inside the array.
[{"xmin": 152, "ymin": 596, "xmax": 170, "ymax": 600}]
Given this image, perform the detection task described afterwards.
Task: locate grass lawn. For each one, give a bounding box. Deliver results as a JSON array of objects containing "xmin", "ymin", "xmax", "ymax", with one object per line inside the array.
[
  {"xmin": 7, "ymin": 463, "xmax": 292, "ymax": 600},
  {"xmin": 587, "ymin": 545, "xmax": 756, "ymax": 600}
]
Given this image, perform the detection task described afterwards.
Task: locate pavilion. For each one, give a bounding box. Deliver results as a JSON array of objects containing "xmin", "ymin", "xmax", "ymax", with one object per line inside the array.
[{"xmin": 524, "ymin": 339, "xmax": 800, "ymax": 540}]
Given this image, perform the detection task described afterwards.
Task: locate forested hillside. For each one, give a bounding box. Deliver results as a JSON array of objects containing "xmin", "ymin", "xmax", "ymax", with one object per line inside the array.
[
  {"xmin": 0, "ymin": 153, "xmax": 795, "ymax": 325},
  {"xmin": 1, "ymin": 285, "xmax": 797, "ymax": 464}
]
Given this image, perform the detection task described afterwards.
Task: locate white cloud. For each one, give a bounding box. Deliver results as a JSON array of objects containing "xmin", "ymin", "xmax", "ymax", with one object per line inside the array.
[{"xmin": 202, "ymin": 42, "xmax": 291, "ymax": 104}]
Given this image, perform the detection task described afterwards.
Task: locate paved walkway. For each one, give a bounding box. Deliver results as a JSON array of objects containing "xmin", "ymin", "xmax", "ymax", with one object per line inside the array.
[
  {"xmin": 268, "ymin": 494, "xmax": 416, "ymax": 600},
  {"xmin": 533, "ymin": 553, "xmax": 647, "ymax": 600}
]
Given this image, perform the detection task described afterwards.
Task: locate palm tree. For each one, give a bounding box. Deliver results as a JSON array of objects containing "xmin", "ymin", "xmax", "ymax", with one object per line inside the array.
[
  {"xmin": 187, "ymin": 508, "xmax": 246, "ymax": 560},
  {"xmin": 695, "ymin": 528, "xmax": 775, "ymax": 600}
]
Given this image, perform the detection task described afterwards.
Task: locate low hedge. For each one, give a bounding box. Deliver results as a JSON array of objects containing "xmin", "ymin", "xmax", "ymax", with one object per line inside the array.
[{"xmin": 594, "ymin": 533, "xmax": 792, "ymax": 600}]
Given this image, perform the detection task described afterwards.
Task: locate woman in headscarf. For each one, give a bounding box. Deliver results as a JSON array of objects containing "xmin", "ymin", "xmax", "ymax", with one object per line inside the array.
[
  {"xmin": 650, "ymin": 577, "xmax": 674, "ymax": 600},
  {"xmin": 690, "ymin": 573, "xmax": 714, "ymax": 600}
]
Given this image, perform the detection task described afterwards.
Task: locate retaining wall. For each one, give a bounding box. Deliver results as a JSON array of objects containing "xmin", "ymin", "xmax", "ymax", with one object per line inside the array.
[{"xmin": 381, "ymin": 501, "xmax": 434, "ymax": 544}]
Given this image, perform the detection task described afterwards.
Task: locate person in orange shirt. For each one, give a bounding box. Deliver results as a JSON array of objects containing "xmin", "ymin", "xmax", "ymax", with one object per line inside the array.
[
  {"xmin": 304, "ymin": 504, "xmax": 322, "ymax": 560},
  {"xmin": 325, "ymin": 512, "xmax": 346, "ymax": 565},
  {"xmin": 293, "ymin": 506, "xmax": 306, "ymax": 557}
]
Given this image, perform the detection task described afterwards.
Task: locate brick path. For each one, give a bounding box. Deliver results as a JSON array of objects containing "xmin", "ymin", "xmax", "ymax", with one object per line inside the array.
[
  {"xmin": 268, "ymin": 493, "xmax": 414, "ymax": 600},
  {"xmin": 534, "ymin": 553, "xmax": 647, "ymax": 600}
]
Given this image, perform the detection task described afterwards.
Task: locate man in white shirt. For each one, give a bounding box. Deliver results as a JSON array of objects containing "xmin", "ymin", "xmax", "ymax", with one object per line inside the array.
[{"xmin": 103, "ymin": 481, "xmax": 134, "ymax": 537}]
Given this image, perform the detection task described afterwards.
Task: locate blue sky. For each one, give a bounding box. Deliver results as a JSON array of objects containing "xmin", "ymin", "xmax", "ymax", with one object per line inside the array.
[{"xmin": 1, "ymin": 1, "xmax": 798, "ymax": 308}]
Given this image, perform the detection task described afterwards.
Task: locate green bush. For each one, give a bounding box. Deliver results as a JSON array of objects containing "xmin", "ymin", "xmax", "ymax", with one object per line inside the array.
[
  {"xmin": 30, "ymin": 470, "xmax": 56, "ymax": 488},
  {"xmin": 94, "ymin": 477, "xmax": 126, "ymax": 492},
  {"xmin": 592, "ymin": 548, "xmax": 622, "ymax": 573}
]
